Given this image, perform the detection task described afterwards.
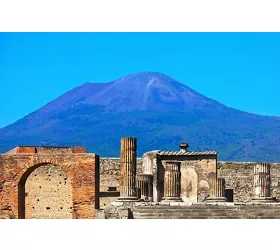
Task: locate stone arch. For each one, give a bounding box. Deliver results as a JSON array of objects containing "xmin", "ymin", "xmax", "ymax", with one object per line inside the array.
[{"xmin": 18, "ymin": 162, "xmax": 73, "ymax": 219}]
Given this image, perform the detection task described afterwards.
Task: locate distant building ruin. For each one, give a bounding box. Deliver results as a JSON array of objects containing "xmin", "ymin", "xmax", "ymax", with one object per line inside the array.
[{"xmin": 1, "ymin": 140, "xmax": 280, "ymax": 219}]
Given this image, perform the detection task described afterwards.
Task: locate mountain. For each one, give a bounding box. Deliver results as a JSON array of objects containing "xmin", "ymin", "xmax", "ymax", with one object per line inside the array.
[{"xmin": 0, "ymin": 72, "xmax": 280, "ymax": 162}]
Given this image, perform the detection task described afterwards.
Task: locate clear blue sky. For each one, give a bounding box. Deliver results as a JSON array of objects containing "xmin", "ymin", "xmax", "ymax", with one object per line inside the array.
[{"xmin": 0, "ymin": 32, "xmax": 280, "ymax": 128}]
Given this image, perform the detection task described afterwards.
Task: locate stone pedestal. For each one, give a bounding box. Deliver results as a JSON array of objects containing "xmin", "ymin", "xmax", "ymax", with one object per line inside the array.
[
  {"xmin": 136, "ymin": 174, "xmax": 153, "ymax": 201},
  {"xmin": 252, "ymin": 163, "xmax": 276, "ymax": 203},
  {"xmin": 207, "ymin": 178, "xmax": 227, "ymax": 202},
  {"xmin": 118, "ymin": 137, "xmax": 139, "ymax": 201},
  {"xmin": 162, "ymin": 162, "xmax": 182, "ymax": 202}
]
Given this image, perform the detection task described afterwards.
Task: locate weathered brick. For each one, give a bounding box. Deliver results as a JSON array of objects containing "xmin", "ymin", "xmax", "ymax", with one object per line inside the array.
[{"xmin": 17, "ymin": 147, "xmax": 36, "ymax": 154}]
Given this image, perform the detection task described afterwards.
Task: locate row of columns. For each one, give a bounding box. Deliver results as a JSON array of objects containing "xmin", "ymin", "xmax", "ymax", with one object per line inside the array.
[
  {"xmin": 118, "ymin": 137, "xmax": 276, "ymax": 203},
  {"xmin": 136, "ymin": 161, "xmax": 183, "ymax": 202},
  {"xmin": 118, "ymin": 137, "xmax": 183, "ymax": 202},
  {"xmin": 118, "ymin": 137, "xmax": 182, "ymax": 202},
  {"xmin": 118, "ymin": 137, "xmax": 182, "ymax": 201}
]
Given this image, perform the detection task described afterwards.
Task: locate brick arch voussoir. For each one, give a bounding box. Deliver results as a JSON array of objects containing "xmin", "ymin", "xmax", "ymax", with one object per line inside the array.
[
  {"xmin": 33, "ymin": 156, "xmax": 60, "ymax": 167},
  {"xmin": 20, "ymin": 157, "xmax": 70, "ymax": 186}
]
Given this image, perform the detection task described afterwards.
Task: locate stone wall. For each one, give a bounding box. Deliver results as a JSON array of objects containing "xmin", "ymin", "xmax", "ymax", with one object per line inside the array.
[
  {"xmin": 99, "ymin": 158, "xmax": 143, "ymax": 192},
  {"xmin": 99, "ymin": 196, "xmax": 118, "ymax": 209},
  {"xmin": 217, "ymin": 162, "xmax": 280, "ymax": 202}
]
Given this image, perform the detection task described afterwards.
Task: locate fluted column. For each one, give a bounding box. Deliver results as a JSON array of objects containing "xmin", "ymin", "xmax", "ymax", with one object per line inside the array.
[
  {"xmin": 118, "ymin": 137, "xmax": 139, "ymax": 201},
  {"xmin": 136, "ymin": 174, "xmax": 153, "ymax": 201},
  {"xmin": 206, "ymin": 177, "xmax": 227, "ymax": 202},
  {"xmin": 252, "ymin": 163, "xmax": 276, "ymax": 203},
  {"xmin": 162, "ymin": 162, "xmax": 182, "ymax": 202}
]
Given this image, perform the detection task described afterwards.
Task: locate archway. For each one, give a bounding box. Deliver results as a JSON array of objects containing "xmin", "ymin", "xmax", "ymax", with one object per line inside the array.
[{"xmin": 18, "ymin": 163, "xmax": 73, "ymax": 219}]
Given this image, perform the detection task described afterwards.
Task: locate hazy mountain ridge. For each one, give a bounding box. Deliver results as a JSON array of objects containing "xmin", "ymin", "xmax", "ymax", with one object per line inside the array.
[{"xmin": 0, "ymin": 72, "xmax": 280, "ymax": 162}]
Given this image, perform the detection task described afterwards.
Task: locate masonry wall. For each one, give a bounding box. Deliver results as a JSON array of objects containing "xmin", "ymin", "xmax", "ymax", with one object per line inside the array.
[
  {"xmin": 99, "ymin": 197, "xmax": 118, "ymax": 209},
  {"xmin": 217, "ymin": 162, "xmax": 280, "ymax": 202},
  {"xmin": 99, "ymin": 158, "xmax": 143, "ymax": 192},
  {"xmin": 98, "ymin": 158, "xmax": 142, "ymax": 207}
]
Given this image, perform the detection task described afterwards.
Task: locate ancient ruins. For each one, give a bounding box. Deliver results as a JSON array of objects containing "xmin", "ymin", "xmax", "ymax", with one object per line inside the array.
[
  {"xmin": 1, "ymin": 137, "xmax": 280, "ymax": 219},
  {"xmin": 0, "ymin": 146, "xmax": 99, "ymax": 219}
]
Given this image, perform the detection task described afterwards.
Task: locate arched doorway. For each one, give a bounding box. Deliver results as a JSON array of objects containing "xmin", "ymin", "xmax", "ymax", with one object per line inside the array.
[{"xmin": 18, "ymin": 164, "xmax": 73, "ymax": 219}]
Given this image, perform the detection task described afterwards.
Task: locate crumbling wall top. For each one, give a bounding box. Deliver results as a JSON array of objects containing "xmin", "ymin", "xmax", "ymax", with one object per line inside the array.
[{"xmin": 3, "ymin": 146, "xmax": 87, "ymax": 154}]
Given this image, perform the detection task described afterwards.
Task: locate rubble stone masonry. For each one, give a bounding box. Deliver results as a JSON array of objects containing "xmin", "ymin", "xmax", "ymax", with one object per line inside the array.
[
  {"xmin": 99, "ymin": 158, "xmax": 143, "ymax": 192},
  {"xmin": 217, "ymin": 162, "xmax": 280, "ymax": 202}
]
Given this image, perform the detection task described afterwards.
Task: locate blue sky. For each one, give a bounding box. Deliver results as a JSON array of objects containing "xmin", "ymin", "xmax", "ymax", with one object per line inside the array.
[{"xmin": 0, "ymin": 32, "xmax": 280, "ymax": 128}]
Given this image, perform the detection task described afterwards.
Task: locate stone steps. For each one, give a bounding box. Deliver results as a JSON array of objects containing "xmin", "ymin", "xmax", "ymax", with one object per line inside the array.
[
  {"xmin": 133, "ymin": 215, "xmax": 280, "ymax": 219},
  {"xmin": 133, "ymin": 209, "xmax": 280, "ymax": 213},
  {"xmin": 134, "ymin": 206, "xmax": 239, "ymax": 210},
  {"xmin": 133, "ymin": 214, "xmax": 280, "ymax": 219},
  {"xmin": 131, "ymin": 204, "xmax": 280, "ymax": 219}
]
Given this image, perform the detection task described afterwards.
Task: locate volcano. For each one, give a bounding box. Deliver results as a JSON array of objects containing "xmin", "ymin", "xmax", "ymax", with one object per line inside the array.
[{"xmin": 1, "ymin": 72, "xmax": 280, "ymax": 161}]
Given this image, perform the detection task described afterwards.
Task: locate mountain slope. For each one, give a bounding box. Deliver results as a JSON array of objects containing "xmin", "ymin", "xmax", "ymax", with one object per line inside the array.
[{"xmin": 0, "ymin": 72, "xmax": 280, "ymax": 162}]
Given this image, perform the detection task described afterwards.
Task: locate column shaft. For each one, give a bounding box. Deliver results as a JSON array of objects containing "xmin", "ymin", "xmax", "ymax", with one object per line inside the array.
[
  {"xmin": 253, "ymin": 163, "xmax": 271, "ymax": 197},
  {"xmin": 207, "ymin": 177, "xmax": 227, "ymax": 202},
  {"xmin": 162, "ymin": 162, "xmax": 182, "ymax": 201},
  {"xmin": 252, "ymin": 163, "xmax": 275, "ymax": 202},
  {"xmin": 210, "ymin": 178, "xmax": 225, "ymax": 197},
  {"xmin": 118, "ymin": 137, "xmax": 138, "ymax": 201}
]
